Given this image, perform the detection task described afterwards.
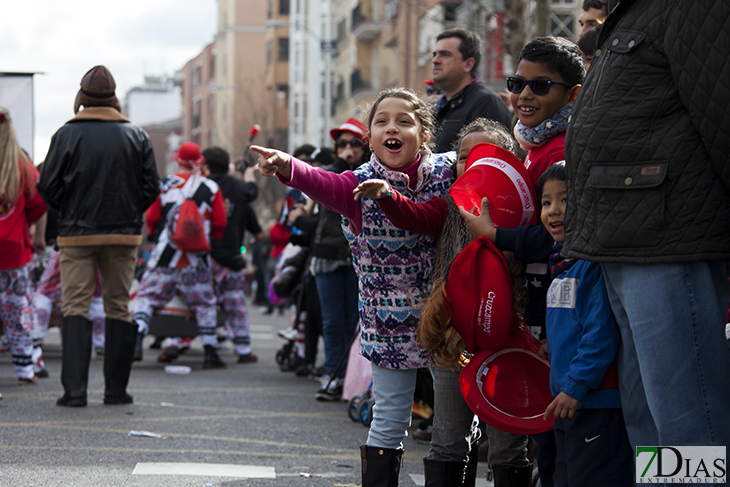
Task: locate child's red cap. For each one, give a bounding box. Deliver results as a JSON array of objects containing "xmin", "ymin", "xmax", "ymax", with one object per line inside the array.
[
  {"xmin": 459, "ymin": 325, "xmax": 555, "ymax": 435},
  {"xmin": 450, "ymin": 143, "xmax": 537, "ymax": 228},
  {"xmin": 445, "ymin": 236, "xmax": 514, "ymax": 353}
]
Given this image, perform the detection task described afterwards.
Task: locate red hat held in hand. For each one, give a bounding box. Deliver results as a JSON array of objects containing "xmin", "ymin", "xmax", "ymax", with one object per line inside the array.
[
  {"xmin": 174, "ymin": 142, "xmax": 205, "ymax": 169},
  {"xmin": 460, "ymin": 325, "xmax": 555, "ymax": 435},
  {"xmin": 450, "ymin": 143, "xmax": 537, "ymax": 228},
  {"xmin": 445, "ymin": 236, "xmax": 514, "ymax": 353}
]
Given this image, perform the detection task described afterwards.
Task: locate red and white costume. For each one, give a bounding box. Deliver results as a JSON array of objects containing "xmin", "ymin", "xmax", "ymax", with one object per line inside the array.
[
  {"xmin": 0, "ymin": 159, "xmax": 47, "ymax": 380},
  {"xmin": 132, "ymin": 172, "xmax": 226, "ymax": 346}
]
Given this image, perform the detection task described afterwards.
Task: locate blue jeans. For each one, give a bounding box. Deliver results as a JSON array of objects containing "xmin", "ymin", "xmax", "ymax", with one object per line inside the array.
[
  {"xmin": 367, "ymin": 365, "xmax": 418, "ymax": 449},
  {"xmin": 315, "ymin": 265, "xmax": 359, "ymax": 378},
  {"xmin": 601, "ymin": 261, "xmax": 730, "ymax": 448}
]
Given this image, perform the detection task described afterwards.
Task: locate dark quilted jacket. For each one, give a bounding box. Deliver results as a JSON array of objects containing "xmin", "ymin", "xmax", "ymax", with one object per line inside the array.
[{"xmin": 563, "ymin": 0, "xmax": 730, "ymax": 263}]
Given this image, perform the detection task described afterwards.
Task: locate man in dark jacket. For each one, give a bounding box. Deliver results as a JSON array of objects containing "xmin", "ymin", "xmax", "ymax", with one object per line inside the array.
[
  {"xmin": 564, "ymin": 0, "xmax": 730, "ymax": 450},
  {"xmin": 203, "ymin": 147, "xmax": 263, "ymax": 363},
  {"xmin": 431, "ymin": 28, "xmax": 512, "ymax": 153},
  {"xmin": 37, "ymin": 65, "xmax": 159, "ymax": 408}
]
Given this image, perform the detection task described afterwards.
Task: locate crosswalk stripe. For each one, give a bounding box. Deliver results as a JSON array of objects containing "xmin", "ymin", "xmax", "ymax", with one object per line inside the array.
[{"xmin": 132, "ymin": 462, "xmax": 275, "ymax": 478}]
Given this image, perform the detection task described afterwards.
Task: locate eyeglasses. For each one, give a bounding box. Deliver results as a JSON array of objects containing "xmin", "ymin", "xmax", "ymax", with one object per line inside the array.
[
  {"xmin": 506, "ymin": 77, "xmax": 575, "ymax": 95},
  {"xmin": 335, "ymin": 138, "xmax": 364, "ymax": 149}
]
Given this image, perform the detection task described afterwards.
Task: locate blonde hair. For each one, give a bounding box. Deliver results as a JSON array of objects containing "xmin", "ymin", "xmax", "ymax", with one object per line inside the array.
[
  {"xmin": 418, "ymin": 253, "xmax": 527, "ymax": 369},
  {"xmin": 0, "ymin": 107, "xmax": 33, "ymax": 203}
]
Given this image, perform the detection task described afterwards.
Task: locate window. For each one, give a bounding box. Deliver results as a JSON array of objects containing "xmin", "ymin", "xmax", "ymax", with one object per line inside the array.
[
  {"xmin": 193, "ymin": 98, "xmax": 201, "ymax": 128},
  {"xmin": 191, "ymin": 65, "xmax": 201, "ymax": 90},
  {"xmin": 443, "ymin": 3, "xmax": 459, "ymax": 22},
  {"xmin": 278, "ymin": 38, "xmax": 289, "ymax": 62},
  {"xmin": 279, "ymin": 0, "xmax": 290, "ymax": 15}
]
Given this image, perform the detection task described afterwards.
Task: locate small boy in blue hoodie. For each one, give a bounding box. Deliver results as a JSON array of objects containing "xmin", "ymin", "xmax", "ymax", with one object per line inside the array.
[{"xmin": 539, "ymin": 163, "xmax": 633, "ymax": 486}]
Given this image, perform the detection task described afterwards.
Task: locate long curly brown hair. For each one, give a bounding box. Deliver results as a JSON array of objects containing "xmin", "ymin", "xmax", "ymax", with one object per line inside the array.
[{"xmin": 418, "ymin": 252, "xmax": 527, "ymax": 370}]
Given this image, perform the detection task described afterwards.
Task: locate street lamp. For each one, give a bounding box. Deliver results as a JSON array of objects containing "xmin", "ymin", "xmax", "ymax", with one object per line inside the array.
[{"xmin": 267, "ymin": 18, "xmax": 335, "ymax": 147}]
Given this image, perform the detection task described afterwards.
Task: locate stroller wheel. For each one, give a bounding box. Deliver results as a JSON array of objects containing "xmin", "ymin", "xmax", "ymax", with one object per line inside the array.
[
  {"xmin": 347, "ymin": 396, "xmax": 361, "ymax": 422},
  {"xmin": 358, "ymin": 397, "xmax": 374, "ymax": 427},
  {"xmin": 275, "ymin": 349, "xmax": 286, "ymax": 365}
]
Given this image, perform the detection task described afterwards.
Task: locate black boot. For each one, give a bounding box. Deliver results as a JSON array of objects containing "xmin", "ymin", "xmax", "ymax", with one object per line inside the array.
[
  {"xmin": 423, "ymin": 458, "xmax": 467, "ymax": 486},
  {"xmin": 492, "ymin": 464, "xmax": 533, "ymax": 487},
  {"xmin": 57, "ymin": 315, "xmax": 92, "ymax": 407},
  {"xmin": 132, "ymin": 332, "xmax": 144, "ymax": 362},
  {"xmin": 103, "ymin": 318, "xmax": 137, "ymax": 405},
  {"xmin": 463, "ymin": 441, "xmax": 479, "ymax": 487},
  {"xmin": 361, "ymin": 445, "xmax": 402, "ymax": 487},
  {"xmin": 203, "ymin": 344, "xmax": 226, "ymax": 369}
]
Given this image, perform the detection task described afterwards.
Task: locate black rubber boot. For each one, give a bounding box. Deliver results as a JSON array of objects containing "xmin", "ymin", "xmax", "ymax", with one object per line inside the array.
[
  {"xmin": 492, "ymin": 464, "xmax": 533, "ymax": 487},
  {"xmin": 103, "ymin": 318, "xmax": 137, "ymax": 405},
  {"xmin": 132, "ymin": 332, "xmax": 144, "ymax": 362},
  {"xmin": 57, "ymin": 315, "xmax": 92, "ymax": 407},
  {"xmin": 463, "ymin": 441, "xmax": 479, "ymax": 487},
  {"xmin": 203, "ymin": 344, "xmax": 226, "ymax": 369},
  {"xmin": 423, "ymin": 458, "xmax": 468, "ymax": 486},
  {"xmin": 361, "ymin": 445, "xmax": 403, "ymax": 487}
]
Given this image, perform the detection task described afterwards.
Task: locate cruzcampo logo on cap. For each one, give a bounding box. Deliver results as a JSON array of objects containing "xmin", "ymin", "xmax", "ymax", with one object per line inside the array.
[{"xmin": 635, "ymin": 446, "xmax": 726, "ymax": 483}]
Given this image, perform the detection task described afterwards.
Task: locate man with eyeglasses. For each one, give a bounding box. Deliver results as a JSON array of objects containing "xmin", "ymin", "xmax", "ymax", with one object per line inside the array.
[
  {"xmin": 564, "ymin": 0, "xmax": 730, "ymax": 451},
  {"xmin": 431, "ymin": 28, "xmax": 512, "ymax": 154}
]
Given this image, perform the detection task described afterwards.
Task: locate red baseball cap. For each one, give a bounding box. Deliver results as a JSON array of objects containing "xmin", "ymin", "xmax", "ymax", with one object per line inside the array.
[
  {"xmin": 450, "ymin": 143, "xmax": 537, "ymax": 228},
  {"xmin": 445, "ymin": 236, "xmax": 514, "ymax": 353},
  {"xmin": 330, "ymin": 117, "xmax": 366, "ymax": 141},
  {"xmin": 174, "ymin": 142, "xmax": 205, "ymax": 169},
  {"xmin": 459, "ymin": 326, "xmax": 555, "ymax": 435}
]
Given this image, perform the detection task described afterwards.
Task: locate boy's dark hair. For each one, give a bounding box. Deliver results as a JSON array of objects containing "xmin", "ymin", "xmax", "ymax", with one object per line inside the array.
[
  {"xmin": 453, "ymin": 118, "xmax": 519, "ymax": 156},
  {"xmin": 582, "ymin": 0, "xmax": 608, "ymax": 15},
  {"xmin": 436, "ymin": 28, "xmax": 481, "ymax": 78},
  {"xmin": 519, "ymin": 36, "xmax": 586, "ymax": 87},
  {"xmin": 202, "ymin": 146, "xmax": 230, "ymax": 174},
  {"xmin": 293, "ymin": 144, "xmax": 316, "ymax": 160},
  {"xmin": 577, "ymin": 26, "xmax": 600, "ymax": 58},
  {"xmin": 538, "ymin": 161, "xmax": 567, "ymax": 190}
]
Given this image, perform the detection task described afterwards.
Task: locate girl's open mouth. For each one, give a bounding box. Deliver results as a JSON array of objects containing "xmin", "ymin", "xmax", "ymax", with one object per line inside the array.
[{"xmin": 384, "ymin": 139, "xmax": 402, "ymax": 151}]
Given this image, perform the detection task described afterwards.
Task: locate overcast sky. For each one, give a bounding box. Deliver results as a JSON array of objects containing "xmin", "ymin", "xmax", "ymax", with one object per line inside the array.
[{"xmin": 1, "ymin": 0, "xmax": 218, "ymax": 161}]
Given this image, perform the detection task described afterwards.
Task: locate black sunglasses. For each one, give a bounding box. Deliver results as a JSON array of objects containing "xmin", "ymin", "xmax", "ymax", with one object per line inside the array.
[
  {"xmin": 506, "ymin": 77, "xmax": 575, "ymax": 96},
  {"xmin": 335, "ymin": 138, "xmax": 364, "ymax": 149}
]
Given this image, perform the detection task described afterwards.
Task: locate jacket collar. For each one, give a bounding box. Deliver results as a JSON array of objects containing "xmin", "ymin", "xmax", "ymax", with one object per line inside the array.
[{"xmin": 67, "ymin": 107, "xmax": 130, "ymax": 124}]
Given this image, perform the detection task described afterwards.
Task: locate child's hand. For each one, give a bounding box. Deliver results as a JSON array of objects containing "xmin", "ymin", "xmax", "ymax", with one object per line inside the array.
[
  {"xmin": 250, "ymin": 145, "xmax": 292, "ymax": 180},
  {"xmin": 458, "ymin": 197, "xmax": 497, "ymax": 242},
  {"xmin": 543, "ymin": 392, "xmax": 580, "ymax": 420},
  {"xmin": 353, "ymin": 179, "xmax": 392, "ymax": 201},
  {"xmin": 538, "ymin": 339, "xmax": 549, "ymax": 359}
]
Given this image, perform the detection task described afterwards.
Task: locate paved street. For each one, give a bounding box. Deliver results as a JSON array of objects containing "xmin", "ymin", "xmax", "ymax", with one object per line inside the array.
[{"xmin": 0, "ymin": 305, "xmax": 492, "ymax": 486}]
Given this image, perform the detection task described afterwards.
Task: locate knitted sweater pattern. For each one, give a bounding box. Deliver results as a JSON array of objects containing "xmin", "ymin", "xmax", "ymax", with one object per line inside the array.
[{"xmin": 344, "ymin": 152, "xmax": 454, "ymax": 369}]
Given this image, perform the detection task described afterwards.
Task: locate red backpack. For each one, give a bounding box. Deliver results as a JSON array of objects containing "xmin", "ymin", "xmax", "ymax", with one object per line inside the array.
[{"xmin": 169, "ymin": 174, "xmax": 210, "ymax": 253}]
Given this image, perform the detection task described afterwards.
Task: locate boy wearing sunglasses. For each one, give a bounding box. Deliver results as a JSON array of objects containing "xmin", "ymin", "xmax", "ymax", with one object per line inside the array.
[{"xmin": 507, "ymin": 36, "xmax": 585, "ymax": 187}]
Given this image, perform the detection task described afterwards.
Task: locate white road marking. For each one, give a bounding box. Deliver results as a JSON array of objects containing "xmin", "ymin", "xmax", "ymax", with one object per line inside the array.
[{"xmin": 132, "ymin": 462, "xmax": 275, "ymax": 478}]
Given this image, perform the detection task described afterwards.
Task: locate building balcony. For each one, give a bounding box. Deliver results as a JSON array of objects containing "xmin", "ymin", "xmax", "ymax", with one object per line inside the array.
[
  {"xmin": 352, "ymin": 3, "xmax": 381, "ymax": 41},
  {"xmin": 351, "ymin": 69, "xmax": 378, "ymax": 102}
]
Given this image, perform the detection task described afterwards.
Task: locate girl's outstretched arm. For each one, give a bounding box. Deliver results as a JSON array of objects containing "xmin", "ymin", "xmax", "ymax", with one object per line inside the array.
[
  {"xmin": 250, "ymin": 145, "xmax": 292, "ymax": 180},
  {"xmin": 354, "ymin": 179, "xmax": 446, "ymax": 239}
]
